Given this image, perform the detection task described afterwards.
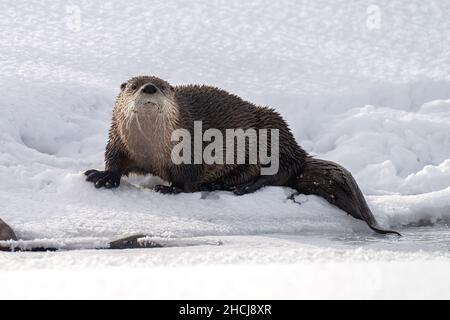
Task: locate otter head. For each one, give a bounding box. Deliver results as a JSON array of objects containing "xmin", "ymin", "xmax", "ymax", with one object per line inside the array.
[
  {"xmin": 119, "ymin": 75, "xmax": 176, "ymax": 115},
  {"xmin": 116, "ymin": 76, "xmax": 179, "ymax": 150}
]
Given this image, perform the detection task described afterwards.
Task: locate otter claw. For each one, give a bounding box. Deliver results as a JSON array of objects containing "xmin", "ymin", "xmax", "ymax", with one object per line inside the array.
[
  {"xmin": 232, "ymin": 181, "xmax": 266, "ymax": 196},
  {"xmin": 232, "ymin": 185, "xmax": 250, "ymax": 196},
  {"xmin": 84, "ymin": 170, "xmax": 121, "ymax": 189},
  {"xmin": 155, "ymin": 185, "xmax": 182, "ymax": 194}
]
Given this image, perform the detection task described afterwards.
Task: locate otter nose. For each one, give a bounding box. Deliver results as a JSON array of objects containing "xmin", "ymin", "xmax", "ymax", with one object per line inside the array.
[{"xmin": 142, "ymin": 83, "xmax": 157, "ymax": 94}]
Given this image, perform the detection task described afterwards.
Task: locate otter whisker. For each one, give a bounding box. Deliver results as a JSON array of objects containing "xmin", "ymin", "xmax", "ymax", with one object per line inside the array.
[
  {"xmin": 124, "ymin": 99, "xmax": 136, "ymax": 131},
  {"xmin": 135, "ymin": 112, "xmax": 152, "ymax": 141}
]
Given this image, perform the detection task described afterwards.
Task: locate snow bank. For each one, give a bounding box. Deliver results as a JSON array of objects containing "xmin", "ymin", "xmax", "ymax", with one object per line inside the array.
[
  {"xmin": 0, "ymin": 1, "xmax": 449, "ymax": 298},
  {"xmin": 0, "ymin": 0, "xmax": 450, "ymax": 299},
  {"xmin": 1, "ymin": 1, "xmax": 450, "ymax": 244}
]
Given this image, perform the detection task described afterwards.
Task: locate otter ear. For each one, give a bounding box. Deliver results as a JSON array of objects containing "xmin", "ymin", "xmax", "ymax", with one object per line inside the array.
[{"xmin": 120, "ymin": 82, "xmax": 127, "ymax": 90}]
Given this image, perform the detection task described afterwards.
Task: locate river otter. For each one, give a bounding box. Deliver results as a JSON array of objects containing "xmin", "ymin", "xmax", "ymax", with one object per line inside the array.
[{"xmin": 85, "ymin": 75, "xmax": 400, "ymax": 235}]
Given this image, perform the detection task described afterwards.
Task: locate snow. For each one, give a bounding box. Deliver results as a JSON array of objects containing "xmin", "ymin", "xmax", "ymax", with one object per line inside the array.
[{"xmin": 0, "ymin": 0, "xmax": 450, "ymax": 299}]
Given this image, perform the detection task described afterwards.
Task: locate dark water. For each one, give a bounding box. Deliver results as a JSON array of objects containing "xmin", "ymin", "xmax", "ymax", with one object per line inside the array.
[
  {"xmin": 334, "ymin": 225, "xmax": 450, "ymax": 252},
  {"xmin": 274, "ymin": 225, "xmax": 450, "ymax": 253}
]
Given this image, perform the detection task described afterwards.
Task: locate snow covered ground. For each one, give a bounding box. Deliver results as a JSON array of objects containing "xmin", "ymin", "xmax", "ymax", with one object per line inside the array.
[{"xmin": 0, "ymin": 0, "xmax": 450, "ymax": 299}]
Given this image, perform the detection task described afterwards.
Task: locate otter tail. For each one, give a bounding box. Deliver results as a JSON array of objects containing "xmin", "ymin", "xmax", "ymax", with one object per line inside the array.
[{"xmin": 290, "ymin": 157, "xmax": 401, "ymax": 236}]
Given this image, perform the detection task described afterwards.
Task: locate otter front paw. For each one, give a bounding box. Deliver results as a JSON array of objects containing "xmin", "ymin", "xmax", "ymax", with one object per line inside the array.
[
  {"xmin": 154, "ymin": 185, "xmax": 182, "ymax": 194},
  {"xmin": 84, "ymin": 170, "xmax": 121, "ymax": 189}
]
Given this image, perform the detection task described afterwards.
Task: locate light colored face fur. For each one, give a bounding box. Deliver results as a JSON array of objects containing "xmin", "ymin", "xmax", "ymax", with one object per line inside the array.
[
  {"xmin": 118, "ymin": 76, "xmax": 179, "ymax": 134},
  {"xmin": 116, "ymin": 76, "xmax": 180, "ymax": 170}
]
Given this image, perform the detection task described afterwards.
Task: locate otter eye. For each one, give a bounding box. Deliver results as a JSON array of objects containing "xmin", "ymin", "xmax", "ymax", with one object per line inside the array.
[
  {"xmin": 120, "ymin": 82, "xmax": 127, "ymax": 90},
  {"xmin": 161, "ymin": 85, "xmax": 166, "ymax": 91}
]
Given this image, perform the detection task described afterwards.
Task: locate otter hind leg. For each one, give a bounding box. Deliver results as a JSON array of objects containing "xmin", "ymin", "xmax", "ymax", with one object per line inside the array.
[
  {"xmin": 212, "ymin": 165, "xmax": 265, "ymax": 195},
  {"xmin": 231, "ymin": 175, "xmax": 274, "ymax": 196},
  {"xmin": 292, "ymin": 157, "xmax": 401, "ymax": 236},
  {"xmin": 184, "ymin": 177, "xmax": 267, "ymax": 195}
]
